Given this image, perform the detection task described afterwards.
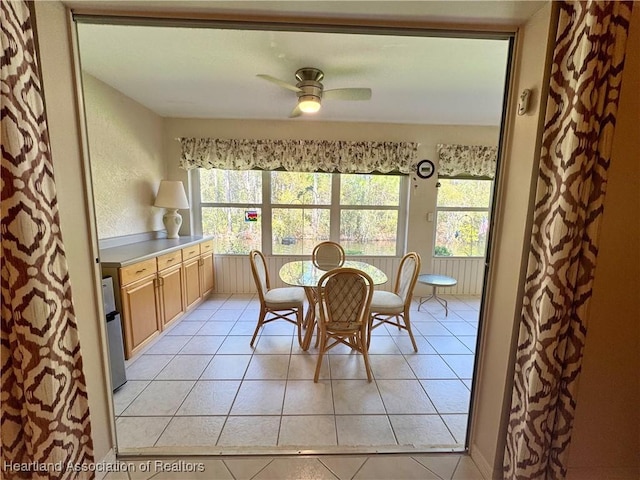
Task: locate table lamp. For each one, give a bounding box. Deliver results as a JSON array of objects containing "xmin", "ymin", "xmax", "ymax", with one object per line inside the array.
[{"xmin": 154, "ymin": 180, "xmax": 189, "ymax": 239}]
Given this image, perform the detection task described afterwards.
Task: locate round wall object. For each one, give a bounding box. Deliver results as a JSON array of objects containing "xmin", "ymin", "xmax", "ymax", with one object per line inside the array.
[{"xmin": 416, "ymin": 159, "xmax": 435, "ymax": 179}]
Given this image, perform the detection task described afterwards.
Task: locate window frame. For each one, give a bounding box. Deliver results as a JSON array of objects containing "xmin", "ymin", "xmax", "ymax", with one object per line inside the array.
[
  {"xmin": 192, "ymin": 169, "xmax": 408, "ymax": 257},
  {"xmin": 433, "ymin": 177, "xmax": 493, "ymax": 258}
]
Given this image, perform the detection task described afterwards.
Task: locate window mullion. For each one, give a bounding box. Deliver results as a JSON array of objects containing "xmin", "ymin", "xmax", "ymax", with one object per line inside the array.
[
  {"xmin": 330, "ymin": 173, "xmax": 341, "ymax": 243},
  {"xmin": 262, "ymin": 171, "xmax": 272, "ymax": 255},
  {"xmin": 396, "ymin": 175, "xmax": 409, "ymax": 256},
  {"xmin": 191, "ymin": 169, "xmax": 203, "ymax": 236}
]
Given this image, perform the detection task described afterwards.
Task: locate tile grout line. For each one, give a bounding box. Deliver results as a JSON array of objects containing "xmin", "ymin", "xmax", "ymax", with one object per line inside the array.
[
  {"xmin": 327, "ymin": 356, "xmax": 340, "ymax": 447},
  {"xmin": 408, "ymin": 456, "xmax": 448, "ymax": 480}
]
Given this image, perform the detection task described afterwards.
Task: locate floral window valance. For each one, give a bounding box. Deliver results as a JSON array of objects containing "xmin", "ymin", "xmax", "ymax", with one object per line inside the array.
[
  {"xmin": 178, "ymin": 137, "xmax": 419, "ymax": 174},
  {"xmin": 437, "ymin": 143, "xmax": 498, "ymax": 178}
]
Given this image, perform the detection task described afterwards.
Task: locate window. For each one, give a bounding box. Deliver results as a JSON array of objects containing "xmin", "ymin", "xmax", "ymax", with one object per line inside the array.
[
  {"xmin": 435, "ymin": 179, "xmax": 492, "ymax": 257},
  {"xmin": 199, "ymin": 170, "xmax": 262, "ymax": 254},
  {"xmin": 271, "ymin": 171, "xmax": 331, "ymax": 255},
  {"xmin": 196, "ymin": 169, "xmax": 406, "ymax": 256},
  {"xmin": 340, "ymin": 174, "xmax": 400, "ymax": 255}
]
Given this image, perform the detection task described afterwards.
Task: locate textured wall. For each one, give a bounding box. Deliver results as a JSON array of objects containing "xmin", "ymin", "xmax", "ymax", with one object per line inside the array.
[{"xmin": 83, "ymin": 73, "xmax": 165, "ymax": 239}]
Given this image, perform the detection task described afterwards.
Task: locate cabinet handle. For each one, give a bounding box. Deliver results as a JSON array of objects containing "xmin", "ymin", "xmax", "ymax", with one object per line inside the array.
[
  {"xmin": 167, "ymin": 258, "xmax": 174, "ymax": 262},
  {"xmin": 136, "ymin": 268, "xmax": 146, "ymax": 274}
]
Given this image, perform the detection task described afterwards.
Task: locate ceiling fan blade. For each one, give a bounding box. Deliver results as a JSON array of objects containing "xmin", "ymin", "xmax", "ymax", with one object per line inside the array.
[
  {"xmin": 257, "ymin": 74, "xmax": 301, "ymax": 93},
  {"xmin": 289, "ymin": 104, "xmax": 303, "ymax": 118},
  {"xmin": 323, "ymin": 88, "xmax": 372, "ymax": 101}
]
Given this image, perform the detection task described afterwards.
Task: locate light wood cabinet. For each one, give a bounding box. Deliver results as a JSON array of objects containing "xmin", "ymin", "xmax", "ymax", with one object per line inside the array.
[
  {"xmin": 183, "ymin": 256, "xmax": 201, "ymax": 310},
  {"xmin": 157, "ymin": 250, "xmax": 181, "ymax": 271},
  {"xmin": 182, "ymin": 244, "xmax": 200, "ymax": 261},
  {"xmin": 102, "ymin": 237, "xmax": 214, "ymax": 360},
  {"xmin": 184, "ymin": 241, "xmax": 214, "ymax": 305},
  {"xmin": 119, "ymin": 268, "xmax": 161, "ymax": 359},
  {"xmin": 120, "ymin": 258, "xmax": 157, "ymax": 285},
  {"xmin": 199, "ymin": 250, "xmax": 214, "ymax": 297},
  {"xmin": 158, "ymin": 263, "xmax": 185, "ymax": 329}
]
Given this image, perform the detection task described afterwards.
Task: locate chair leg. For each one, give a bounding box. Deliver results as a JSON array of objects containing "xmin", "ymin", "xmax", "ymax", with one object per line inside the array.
[
  {"xmin": 359, "ymin": 330, "xmax": 373, "ymax": 382},
  {"xmin": 403, "ymin": 312, "xmax": 418, "ymax": 352},
  {"xmin": 296, "ymin": 305, "xmax": 303, "ymax": 347},
  {"xmin": 313, "ymin": 311, "xmax": 321, "ymax": 348},
  {"xmin": 366, "ymin": 316, "xmax": 374, "ymax": 349},
  {"xmin": 250, "ymin": 308, "xmax": 266, "ymax": 347},
  {"xmin": 314, "ymin": 333, "xmax": 327, "ymax": 383}
]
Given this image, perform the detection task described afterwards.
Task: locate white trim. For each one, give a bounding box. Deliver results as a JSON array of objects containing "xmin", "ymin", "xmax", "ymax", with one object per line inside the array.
[
  {"xmin": 469, "ymin": 443, "xmax": 494, "ymax": 479},
  {"xmin": 190, "ymin": 169, "xmax": 203, "ymax": 236}
]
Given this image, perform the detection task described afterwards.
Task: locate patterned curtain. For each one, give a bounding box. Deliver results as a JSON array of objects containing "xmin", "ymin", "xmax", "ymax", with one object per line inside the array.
[
  {"xmin": 504, "ymin": 1, "xmax": 633, "ymax": 478},
  {"xmin": 436, "ymin": 143, "xmax": 497, "ymax": 178},
  {"xmin": 178, "ymin": 137, "xmax": 419, "ymax": 173},
  {"xmin": 1, "ymin": 2, "xmax": 94, "ymax": 479}
]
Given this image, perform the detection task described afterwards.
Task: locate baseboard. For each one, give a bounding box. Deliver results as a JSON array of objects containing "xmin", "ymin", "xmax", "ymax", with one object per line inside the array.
[
  {"xmin": 566, "ymin": 467, "xmax": 640, "ymax": 480},
  {"xmin": 470, "ymin": 443, "xmax": 495, "ymax": 479}
]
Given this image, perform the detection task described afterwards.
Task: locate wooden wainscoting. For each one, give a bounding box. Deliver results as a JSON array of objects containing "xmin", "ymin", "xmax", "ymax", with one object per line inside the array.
[
  {"xmin": 431, "ymin": 257, "xmax": 486, "ymax": 295},
  {"xmin": 213, "ymin": 255, "xmax": 485, "ymax": 295}
]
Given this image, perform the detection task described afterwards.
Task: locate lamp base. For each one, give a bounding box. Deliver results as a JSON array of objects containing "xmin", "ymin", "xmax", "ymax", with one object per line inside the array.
[{"xmin": 163, "ymin": 209, "xmax": 182, "ymax": 239}]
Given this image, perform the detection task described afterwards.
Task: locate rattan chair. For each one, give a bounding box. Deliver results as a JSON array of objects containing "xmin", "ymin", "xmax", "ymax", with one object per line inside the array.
[
  {"xmin": 314, "ymin": 268, "xmax": 374, "ymax": 382},
  {"xmin": 368, "ymin": 252, "xmax": 421, "ymax": 352},
  {"xmin": 311, "ymin": 241, "xmax": 345, "ymax": 270},
  {"xmin": 249, "ymin": 250, "xmax": 306, "ymax": 347}
]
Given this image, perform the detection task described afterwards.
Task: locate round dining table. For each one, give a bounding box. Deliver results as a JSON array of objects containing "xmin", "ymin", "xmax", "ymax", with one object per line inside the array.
[{"xmin": 279, "ymin": 260, "xmax": 388, "ymax": 350}]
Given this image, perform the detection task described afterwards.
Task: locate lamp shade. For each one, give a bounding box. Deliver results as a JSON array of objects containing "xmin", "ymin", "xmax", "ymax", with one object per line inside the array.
[{"xmin": 154, "ymin": 180, "xmax": 189, "ymax": 209}]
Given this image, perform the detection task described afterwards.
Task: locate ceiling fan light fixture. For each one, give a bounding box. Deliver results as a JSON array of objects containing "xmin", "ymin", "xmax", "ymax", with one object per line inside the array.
[{"xmin": 298, "ymin": 95, "xmax": 321, "ymax": 113}]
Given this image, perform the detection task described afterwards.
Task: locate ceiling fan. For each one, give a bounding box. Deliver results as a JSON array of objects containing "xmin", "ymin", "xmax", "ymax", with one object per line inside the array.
[{"xmin": 257, "ymin": 67, "xmax": 372, "ymax": 118}]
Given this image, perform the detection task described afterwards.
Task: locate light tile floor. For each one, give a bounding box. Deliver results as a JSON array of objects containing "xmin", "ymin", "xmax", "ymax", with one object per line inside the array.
[
  {"xmin": 100, "ymin": 453, "xmax": 485, "ymax": 479},
  {"xmin": 114, "ymin": 293, "xmax": 480, "ymax": 455}
]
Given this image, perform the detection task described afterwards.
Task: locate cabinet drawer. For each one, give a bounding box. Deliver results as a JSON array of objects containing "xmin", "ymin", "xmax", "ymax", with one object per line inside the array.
[
  {"xmin": 157, "ymin": 251, "xmax": 181, "ymax": 271},
  {"xmin": 120, "ymin": 258, "xmax": 157, "ymax": 286},
  {"xmin": 182, "ymin": 244, "xmax": 201, "ymax": 261},
  {"xmin": 200, "ymin": 240, "xmax": 214, "ymax": 254}
]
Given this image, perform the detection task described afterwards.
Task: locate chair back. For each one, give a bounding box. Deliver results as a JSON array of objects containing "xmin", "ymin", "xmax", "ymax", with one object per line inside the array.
[
  {"xmin": 395, "ymin": 252, "xmax": 421, "ymax": 303},
  {"xmin": 249, "ymin": 250, "xmax": 270, "ymax": 302},
  {"xmin": 318, "ymin": 268, "xmax": 373, "ymax": 330},
  {"xmin": 312, "ymin": 241, "xmax": 346, "ymax": 270}
]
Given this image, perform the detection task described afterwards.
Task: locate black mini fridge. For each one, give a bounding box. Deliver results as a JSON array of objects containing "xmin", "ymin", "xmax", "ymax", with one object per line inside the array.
[{"xmin": 102, "ymin": 277, "xmax": 127, "ymax": 391}]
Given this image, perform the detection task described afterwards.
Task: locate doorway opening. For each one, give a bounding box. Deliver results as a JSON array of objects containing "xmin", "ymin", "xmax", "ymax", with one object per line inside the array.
[{"xmin": 73, "ymin": 14, "xmax": 513, "ymax": 456}]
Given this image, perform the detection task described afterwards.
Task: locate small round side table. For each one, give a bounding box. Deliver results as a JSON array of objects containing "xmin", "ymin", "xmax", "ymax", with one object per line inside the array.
[{"xmin": 417, "ymin": 274, "xmax": 457, "ymax": 316}]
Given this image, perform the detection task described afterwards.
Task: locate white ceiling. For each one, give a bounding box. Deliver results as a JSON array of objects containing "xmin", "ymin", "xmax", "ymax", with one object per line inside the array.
[{"xmin": 72, "ymin": 1, "xmax": 546, "ymax": 126}]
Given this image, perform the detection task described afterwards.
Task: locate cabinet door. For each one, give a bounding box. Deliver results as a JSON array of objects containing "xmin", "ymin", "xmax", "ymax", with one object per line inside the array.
[
  {"xmin": 120, "ymin": 275, "xmax": 160, "ymax": 359},
  {"xmin": 183, "ymin": 258, "xmax": 201, "ymax": 310},
  {"xmin": 199, "ymin": 252, "xmax": 214, "ymax": 297},
  {"xmin": 158, "ymin": 264, "xmax": 185, "ymax": 329}
]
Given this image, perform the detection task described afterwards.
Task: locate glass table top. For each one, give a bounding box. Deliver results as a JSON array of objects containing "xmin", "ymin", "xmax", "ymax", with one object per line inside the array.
[
  {"xmin": 279, "ymin": 260, "xmax": 388, "ymax": 288},
  {"xmin": 417, "ymin": 274, "xmax": 458, "ymax": 287}
]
